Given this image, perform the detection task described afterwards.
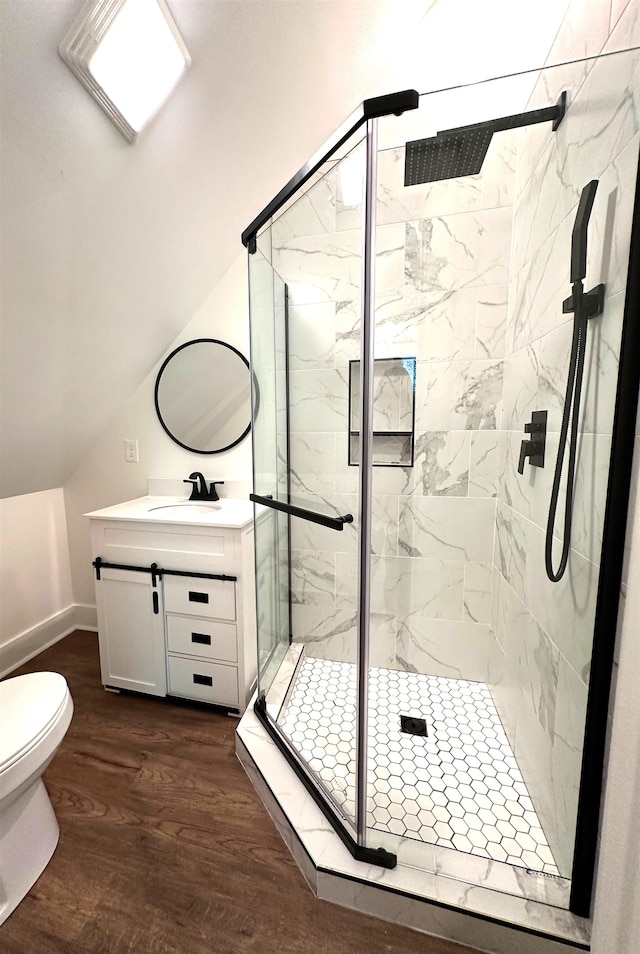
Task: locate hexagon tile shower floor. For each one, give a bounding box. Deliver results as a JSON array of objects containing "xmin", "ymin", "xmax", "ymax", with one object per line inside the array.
[{"xmin": 278, "ymin": 657, "xmax": 558, "ymax": 874}]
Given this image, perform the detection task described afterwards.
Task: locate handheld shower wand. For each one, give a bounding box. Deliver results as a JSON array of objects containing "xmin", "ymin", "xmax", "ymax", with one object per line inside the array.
[{"xmin": 544, "ymin": 180, "xmax": 606, "ymax": 582}]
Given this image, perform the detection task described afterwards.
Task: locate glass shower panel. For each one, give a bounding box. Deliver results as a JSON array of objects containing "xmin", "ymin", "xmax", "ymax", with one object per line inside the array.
[
  {"xmin": 248, "ymin": 131, "xmax": 367, "ymax": 832},
  {"xmin": 249, "ymin": 244, "xmax": 291, "ymax": 699},
  {"xmin": 367, "ymin": 50, "xmax": 639, "ymax": 886}
]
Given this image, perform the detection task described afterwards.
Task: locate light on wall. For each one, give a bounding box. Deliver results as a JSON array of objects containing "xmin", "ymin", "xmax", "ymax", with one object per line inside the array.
[{"xmin": 59, "ymin": 0, "xmax": 191, "ymax": 143}]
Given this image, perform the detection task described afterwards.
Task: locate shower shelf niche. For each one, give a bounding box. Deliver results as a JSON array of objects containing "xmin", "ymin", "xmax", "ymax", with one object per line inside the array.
[{"xmin": 348, "ymin": 356, "xmax": 416, "ymax": 467}]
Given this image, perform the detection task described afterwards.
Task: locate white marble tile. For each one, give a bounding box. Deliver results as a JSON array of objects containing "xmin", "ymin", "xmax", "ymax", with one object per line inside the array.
[
  {"xmin": 273, "ymin": 223, "xmax": 404, "ymax": 305},
  {"xmin": 463, "ymin": 562, "xmax": 493, "ymax": 624},
  {"xmin": 404, "ymin": 207, "xmax": 512, "ymax": 294},
  {"xmin": 435, "ymin": 877, "xmax": 590, "ymax": 946},
  {"xmin": 287, "ymin": 300, "xmax": 336, "ymax": 370},
  {"xmin": 586, "ymin": 132, "xmax": 640, "ymax": 302},
  {"xmin": 550, "ymin": 656, "xmax": 590, "ymax": 877},
  {"xmin": 495, "ymin": 501, "xmax": 530, "ymax": 604},
  {"xmin": 335, "ymin": 288, "xmax": 478, "ymax": 367},
  {"xmin": 377, "ymin": 145, "xmax": 483, "ymax": 227},
  {"xmin": 289, "ymin": 367, "xmax": 348, "ymax": 432},
  {"xmin": 475, "ymin": 285, "xmax": 508, "ymax": 359},
  {"xmin": 417, "ymin": 358, "xmax": 504, "ymax": 431},
  {"xmin": 367, "ymin": 431, "xmax": 470, "ymax": 498},
  {"xmin": 290, "ymin": 603, "xmax": 358, "ymax": 664},
  {"xmin": 469, "ymin": 430, "xmax": 500, "ymax": 498},
  {"xmin": 396, "ymin": 617, "xmax": 491, "ymax": 682},
  {"xmin": 508, "ymin": 214, "xmax": 573, "ymax": 352},
  {"xmin": 537, "ymin": 319, "xmax": 574, "ymax": 433},
  {"xmin": 605, "ymin": 0, "xmax": 640, "ymax": 50},
  {"xmin": 399, "ymin": 496, "xmax": 496, "ymax": 562},
  {"xmin": 336, "ymin": 552, "xmax": 464, "ymax": 622},
  {"xmin": 433, "ymin": 844, "xmax": 571, "ymax": 908},
  {"xmin": 290, "ymin": 549, "xmax": 336, "ymax": 606},
  {"xmin": 527, "ymin": 528, "xmax": 597, "ymax": 685},
  {"xmin": 289, "ymin": 431, "xmax": 337, "ymax": 497},
  {"xmin": 545, "ymin": 0, "xmax": 612, "ymax": 67},
  {"xmin": 481, "ymin": 131, "xmax": 517, "ymax": 210},
  {"xmin": 572, "ymin": 431, "xmax": 613, "ymax": 564},
  {"xmin": 501, "ymin": 344, "xmax": 539, "ymax": 430}
]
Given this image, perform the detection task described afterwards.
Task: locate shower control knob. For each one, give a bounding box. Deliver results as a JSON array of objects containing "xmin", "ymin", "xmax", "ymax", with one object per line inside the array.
[{"xmin": 518, "ymin": 410, "xmax": 548, "ymax": 474}]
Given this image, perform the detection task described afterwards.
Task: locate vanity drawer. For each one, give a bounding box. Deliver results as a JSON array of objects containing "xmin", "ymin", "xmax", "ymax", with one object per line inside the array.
[
  {"xmin": 165, "ymin": 614, "xmax": 237, "ymax": 664},
  {"xmin": 163, "ymin": 575, "xmax": 236, "ymax": 620},
  {"xmin": 168, "ymin": 655, "xmax": 239, "ymax": 707}
]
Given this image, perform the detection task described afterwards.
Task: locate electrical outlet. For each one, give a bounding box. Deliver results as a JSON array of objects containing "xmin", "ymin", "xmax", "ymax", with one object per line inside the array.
[{"xmin": 124, "ymin": 439, "xmax": 139, "ymax": 463}]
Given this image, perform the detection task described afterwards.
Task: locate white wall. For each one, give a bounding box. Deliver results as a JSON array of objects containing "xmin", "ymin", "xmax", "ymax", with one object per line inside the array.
[
  {"xmin": 0, "ymin": 489, "xmax": 74, "ymax": 676},
  {"xmin": 64, "ymin": 253, "xmax": 251, "ymax": 617}
]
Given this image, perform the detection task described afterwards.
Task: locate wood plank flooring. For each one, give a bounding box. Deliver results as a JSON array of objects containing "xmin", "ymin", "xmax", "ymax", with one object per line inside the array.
[{"xmin": 1, "ymin": 632, "xmax": 480, "ymax": 954}]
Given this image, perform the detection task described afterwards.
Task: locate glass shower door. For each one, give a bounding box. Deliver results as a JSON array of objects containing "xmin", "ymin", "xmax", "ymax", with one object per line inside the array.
[{"xmin": 248, "ymin": 131, "xmax": 370, "ymax": 839}]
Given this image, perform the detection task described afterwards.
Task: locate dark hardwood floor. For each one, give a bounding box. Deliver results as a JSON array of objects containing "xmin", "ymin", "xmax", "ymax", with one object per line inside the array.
[{"xmin": 1, "ymin": 632, "xmax": 479, "ymax": 954}]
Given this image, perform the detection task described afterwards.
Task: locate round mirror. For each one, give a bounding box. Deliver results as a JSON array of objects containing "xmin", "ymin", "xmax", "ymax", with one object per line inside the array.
[{"xmin": 154, "ymin": 338, "xmax": 252, "ymax": 454}]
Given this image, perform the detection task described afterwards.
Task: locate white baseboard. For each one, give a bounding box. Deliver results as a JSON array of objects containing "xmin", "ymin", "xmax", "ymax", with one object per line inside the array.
[{"xmin": 0, "ymin": 604, "xmax": 98, "ymax": 679}]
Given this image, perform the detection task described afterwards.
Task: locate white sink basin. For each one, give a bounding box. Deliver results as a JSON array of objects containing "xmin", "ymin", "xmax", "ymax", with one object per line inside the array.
[{"xmin": 147, "ymin": 503, "xmax": 221, "ymax": 515}]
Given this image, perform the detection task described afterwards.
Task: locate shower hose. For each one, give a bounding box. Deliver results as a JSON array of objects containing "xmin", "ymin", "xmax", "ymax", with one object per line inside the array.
[{"xmin": 544, "ymin": 280, "xmax": 589, "ymax": 582}]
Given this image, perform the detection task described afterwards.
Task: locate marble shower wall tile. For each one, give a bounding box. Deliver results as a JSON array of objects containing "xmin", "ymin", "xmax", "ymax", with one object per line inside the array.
[
  {"xmin": 607, "ymin": 0, "xmax": 640, "ymax": 48},
  {"xmin": 507, "ymin": 213, "xmax": 574, "ymax": 354},
  {"xmin": 417, "ymin": 358, "xmax": 503, "ymax": 431},
  {"xmin": 273, "ymin": 223, "xmax": 404, "ymax": 305},
  {"xmin": 376, "ymin": 146, "xmax": 483, "ymax": 226},
  {"xmin": 501, "ymin": 344, "xmax": 539, "ymax": 430},
  {"xmin": 289, "ymin": 367, "xmax": 349, "ymax": 432},
  {"xmin": 396, "ymin": 617, "xmax": 492, "ymax": 682},
  {"xmin": 289, "ymin": 432, "xmax": 338, "ymax": 497},
  {"xmin": 550, "ymin": 655, "xmax": 590, "ymax": 876},
  {"xmin": 463, "ymin": 562, "xmax": 493, "ymax": 624},
  {"xmin": 290, "ymin": 549, "xmax": 336, "ymax": 606},
  {"xmin": 586, "ymin": 132, "xmax": 640, "ymax": 301},
  {"xmin": 336, "ymin": 553, "xmax": 464, "ymax": 622},
  {"xmin": 580, "ymin": 289, "xmax": 626, "ymax": 434},
  {"xmin": 334, "ymin": 288, "xmax": 478, "ymax": 366},
  {"xmin": 481, "ymin": 132, "xmax": 517, "ymax": 210},
  {"xmin": 469, "ymin": 431, "xmax": 500, "ymax": 498},
  {"xmin": 475, "ymin": 285, "xmax": 508, "ymax": 359},
  {"xmin": 398, "ymin": 496, "xmax": 496, "ymax": 562},
  {"xmin": 404, "ymin": 207, "xmax": 512, "ymax": 294},
  {"xmin": 288, "ymin": 301, "xmax": 336, "ymax": 370},
  {"xmin": 571, "ymin": 431, "xmax": 613, "ymax": 564}
]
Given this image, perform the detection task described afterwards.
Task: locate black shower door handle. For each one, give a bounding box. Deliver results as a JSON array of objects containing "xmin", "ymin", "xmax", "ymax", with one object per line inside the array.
[{"xmin": 250, "ymin": 493, "xmax": 353, "ymax": 531}]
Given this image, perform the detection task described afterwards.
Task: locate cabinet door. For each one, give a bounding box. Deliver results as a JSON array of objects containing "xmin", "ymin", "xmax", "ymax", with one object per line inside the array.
[{"xmin": 95, "ymin": 568, "xmax": 167, "ymax": 696}]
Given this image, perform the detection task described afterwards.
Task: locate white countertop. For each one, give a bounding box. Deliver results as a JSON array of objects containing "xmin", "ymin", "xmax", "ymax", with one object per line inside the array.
[{"xmin": 84, "ymin": 495, "xmax": 254, "ymax": 529}]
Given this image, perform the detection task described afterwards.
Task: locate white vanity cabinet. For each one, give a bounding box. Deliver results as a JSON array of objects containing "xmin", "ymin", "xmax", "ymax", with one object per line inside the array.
[{"xmin": 86, "ymin": 496, "xmax": 257, "ymax": 713}]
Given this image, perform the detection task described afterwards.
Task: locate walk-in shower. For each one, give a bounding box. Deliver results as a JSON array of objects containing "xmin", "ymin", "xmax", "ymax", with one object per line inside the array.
[{"xmin": 243, "ymin": 49, "xmax": 640, "ymax": 922}]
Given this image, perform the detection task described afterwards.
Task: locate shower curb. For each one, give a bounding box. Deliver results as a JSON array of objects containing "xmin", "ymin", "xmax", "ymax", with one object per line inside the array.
[{"xmin": 236, "ymin": 701, "xmax": 591, "ymax": 954}]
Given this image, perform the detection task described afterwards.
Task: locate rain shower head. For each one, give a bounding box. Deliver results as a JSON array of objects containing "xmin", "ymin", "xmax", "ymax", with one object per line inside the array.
[{"xmin": 404, "ymin": 91, "xmax": 567, "ymax": 186}]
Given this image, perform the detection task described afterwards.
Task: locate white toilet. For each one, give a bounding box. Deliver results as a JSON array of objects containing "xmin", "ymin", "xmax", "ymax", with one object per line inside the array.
[{"xmin": 0, "ymin": 671, "xmax": 73, "ymax": 925}]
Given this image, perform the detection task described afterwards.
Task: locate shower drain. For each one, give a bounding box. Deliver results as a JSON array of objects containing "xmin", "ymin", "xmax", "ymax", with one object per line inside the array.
[{"xmin": 400, "ymin": 715, "xmax": 428, "ymax": 737}]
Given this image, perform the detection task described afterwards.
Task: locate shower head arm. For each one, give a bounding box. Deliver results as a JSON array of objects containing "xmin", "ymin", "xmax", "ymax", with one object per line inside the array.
[{"xmin": 436, "ymin": 90, "xmax": 567, "ymax": 141}]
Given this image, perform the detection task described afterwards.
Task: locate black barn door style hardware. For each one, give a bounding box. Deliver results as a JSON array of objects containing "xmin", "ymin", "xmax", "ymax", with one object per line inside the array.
[
  {"xmin": 92, "ymin": 557, "xmax": 236, "ymax": 583},
  {"xmin": 250, "ymin": 493, "xmax": 354, "ymax": 531}
]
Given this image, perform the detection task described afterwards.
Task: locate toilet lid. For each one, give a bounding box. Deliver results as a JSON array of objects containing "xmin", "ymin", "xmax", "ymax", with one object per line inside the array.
[{"xmin": 0, "ymin": 671, "xmax": 69, "ymax": 767}]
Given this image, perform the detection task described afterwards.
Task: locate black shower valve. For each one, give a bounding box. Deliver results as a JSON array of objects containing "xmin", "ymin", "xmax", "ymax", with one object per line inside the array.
[{"xmin": 518, "ymin": 410, "xmax": 548, "ymax": 475}]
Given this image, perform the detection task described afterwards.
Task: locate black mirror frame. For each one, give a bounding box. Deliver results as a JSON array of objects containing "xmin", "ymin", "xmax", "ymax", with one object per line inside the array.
[{"xmin": 154, "ymin": 338, "xmax": 254, "ymax": 455}]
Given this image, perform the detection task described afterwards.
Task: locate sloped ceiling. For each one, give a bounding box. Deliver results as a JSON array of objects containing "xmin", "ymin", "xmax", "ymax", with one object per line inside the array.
[{"xmin": 0, "ymin": 0, "xmax": 430, "ymax": 498}]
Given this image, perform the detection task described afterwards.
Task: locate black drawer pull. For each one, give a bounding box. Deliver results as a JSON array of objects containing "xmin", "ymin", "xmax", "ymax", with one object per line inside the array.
[
  {"xmin": 193, "ymin": 673, "xmax": 213, "ymax": 687},
  {"xmin": 189, "ymin": 591, "xmax": 209, "ymax": 604},
  {"xmin": 191, "ymin": 632, "xmax": 211, "ymax": 646},
  {"xmin": 152, "ymin": 592, "xmax": 159, "ymax": 615}
]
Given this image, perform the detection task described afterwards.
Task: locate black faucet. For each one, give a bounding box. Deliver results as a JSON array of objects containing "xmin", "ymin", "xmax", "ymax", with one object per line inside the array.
[{"xmin": 183, "ymin": 472, "xmax": 225, "ymax": 501}]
